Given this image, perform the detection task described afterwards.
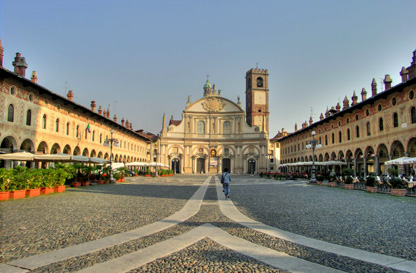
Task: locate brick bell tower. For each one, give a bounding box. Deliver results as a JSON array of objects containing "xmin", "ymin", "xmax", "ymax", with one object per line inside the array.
[{"xmin": 245, "ymin": 68, "xmax": 269, "ymax": 134}]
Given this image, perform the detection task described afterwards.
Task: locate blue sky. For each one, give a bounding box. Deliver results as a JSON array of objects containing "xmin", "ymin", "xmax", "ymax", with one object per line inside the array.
[{"xmin": 1, "ymin": 0, "xmax": 416, "ymax": 137}]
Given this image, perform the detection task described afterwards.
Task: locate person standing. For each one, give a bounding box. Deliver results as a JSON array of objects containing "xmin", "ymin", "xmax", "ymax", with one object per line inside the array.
[{"xmin": 221, "ymin": 168, "xmax": 231, "ymax": 199}]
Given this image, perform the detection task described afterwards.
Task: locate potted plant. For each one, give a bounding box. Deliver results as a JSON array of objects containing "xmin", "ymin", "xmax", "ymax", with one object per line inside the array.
[
  {"xmin": 95, "ymin": 165, "xmax": 105, "ymax": 184},
  {"xmin": 145, "ymin": 169, "xmax": 151, "ymax": 177},
  {"xmin": 54, "ymin": 168, "xmax": 68, "ymax": 193},
  {"xmin": 26, "ymin": 168, "xmax": 42, "ymax": 197},
  {"xmin": 10, "ymin": 166, "xmax": 29, "ymax": 199},
  {"xmin": 328, "ymin": 170, "xmax": 337, "ymax": 187},
  {"xmin": 40, "ymin": 169, "xmax": 55, "ymax": 194},
  {"xmin": 344, "ymin": 176, "xmax": 354, "ymax": 190},
  {"xmin": 366, "ymin": 176, "xmax": 377, "ymax": 193},
  {"xmin": 0, "ymin": 169, "xmax": 12, "ymax": 201},
  {"xmin": 390, "ymin": 177, "xmax": 406, "ymax": 196}
]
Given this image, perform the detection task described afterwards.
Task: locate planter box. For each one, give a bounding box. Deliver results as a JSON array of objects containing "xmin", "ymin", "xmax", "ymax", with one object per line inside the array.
[
  {"xmin": 104, "ymin": 180, "xmax": 109, "ymax": 184},
  {"xmin": 26, "ymin": 188, "xmax": 41, "ymax": 197},
  {"xmin": 72, "ymin": 181, "xmax": 81, "ymax": 187},
  {"xmin": 366, "ymin": 186, "xmax": 377, "ymax": 193},
  {"xmin": 145, "ymin": 174, "xmax": 150, "ymax": 177},
  {"xmin": 328, "ymin": 182, "xmax": 337, "ymax": 187},
  {"xmin": 317, "ymin": 181, "xmax": 324, "ymax": 185},
  {"xmin": 41, "ymin": 187, "xmax": 54, "ymax": 195},
  {"xmin": 81, "ymin": 181, "xmax": 90, "ymax": 186},
  {"xmin": 344, "ymin": 184, "xmax": 354, "ymax": 190},
  {"xmin": 54, "ymin": 185, "xmax": 66, "ymax": 193},
  {"xmin": 391, "ymin": 188, "xmax": 406, "ymax": 197},
  {"xmin": 10, "ymin": 189, "xmax": 27, "ymax": 199},
  {"xmin": 96, "ymin": 180, "xmax": 104, "ymax": 185},
  {"xmin": 0, "ymin": 191, "xmax": 10, "ymax": 201}
]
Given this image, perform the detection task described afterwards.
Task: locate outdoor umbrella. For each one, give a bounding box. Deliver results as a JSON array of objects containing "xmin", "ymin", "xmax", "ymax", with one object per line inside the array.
[{"xmin": 0, "ymin": 152, "xmax": 34, "ymax": 161}]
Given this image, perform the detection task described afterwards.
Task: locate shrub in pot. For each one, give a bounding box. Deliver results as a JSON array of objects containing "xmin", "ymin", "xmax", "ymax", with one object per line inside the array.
[
  {"xmin": 390, "ymin": 177, "xmax": 406, "ymax": 196},
  {"xmin": 366, "ymin": 176, "xmax": 376, "ymax": 187}
]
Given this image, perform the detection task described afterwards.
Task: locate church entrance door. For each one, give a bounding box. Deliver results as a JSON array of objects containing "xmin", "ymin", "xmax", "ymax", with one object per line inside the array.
[
  {"xmin": 222, "ymin": 158, "xmax": 230, "ymax": 172},
  {"xmin": 197, "ymin": 158, "xmax": 205, "ymax": 173},
  {"xmin": 248, "ymin": 159, "xmax": 256, "ymax": 174},
  {"xmin": 171, "ymin": 158, "xmax": 180, "ymax": 174}
]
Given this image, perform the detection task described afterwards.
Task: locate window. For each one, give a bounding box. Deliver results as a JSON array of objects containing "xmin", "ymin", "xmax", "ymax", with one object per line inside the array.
[
  {"xmin": 379, "ymin": 118, "xmax": 384, "ymax": 131},
  {"xmin": 100, "ymin": 133, "xmax": 103, "ymax": 143},
  {"xmin": 332, "ymin": 133, "xmax": 335, "ymax": 144},
  {"xmin": 356, "ymin": 126, "xmax": 360, "ymax": 138},
  {"xmin": 7, "ymin": 104, "xmax": 14, "ymax": 122},
  {"xmin": 92, "ymin": 131, "xmax": 95, "ymax": 142},
  {"xmin": 355, "ymin": 114, "xmax": 359, "ymax": 121},
  {"xmin": 42, "ymin": 114, "xmax": 47, "ymax": 129},
  {"xmin": 10, "ymin": 86, "xmax": 16, "ymax": 95},
  {"xmin": 223, "ymin": 121, "xmax": 231, "ymax": 134},
  {"xmin": 197, "ymin": 121, "xmax": 205, "ymax": 135},
  {"xmin": 366, "ymin": 122, "xmax": 371, "ymax": 136},
  {"xmin": 339, "ymin": 131, "xmax": 342, "ymax": 143},
  {"xmin": 26, "ymin": 110, "xmax": 31, "ymax": 126},
  {"xmin": 55, "ymin": 119, "xmax": 59, "ymax": 132},
  {"xmin": 378, "ymin": 104, "xmax": 382, "ymax": 112},
  {"xmin": 412, "ymin": 107, "xmax": 416, "ymax": 124},
  {"xmin": 66, "ymin": 122, "xmax": 70, "ymax": 135},
  {"xmin": 366, "ymin": 109, "xmax": 370, "ymax": 116},
  {"xmin": 392, "ymin": 97, "xmax": 397, "ymax": 106},
  {"xmin": 85, "ymin": 128, "xmax": 88, "ymax": 139},
  {"xmin": 393, "ymin": 112, "xmax": 398, "ymax": 128},
  {"xmin": 346, "ymin": 118, "xmax": 349, "ymax": 124},
  {"xmin": 410, "ymin": 90, "xmax": 415, "ymax": 100},
  {"xmin": 347, "ymin": 129, "xmax": 351, "ymax": 140},
  {"xmin": 29, "ymin": 93, "xmax": 34, "ymax": 102},
  {"xmin": 76, "ymin": 125, "xmax": 80, "ymax": 138},
  {"xmin": 325, "ymin": 135, "xmax": 328, "ymax": 146}
]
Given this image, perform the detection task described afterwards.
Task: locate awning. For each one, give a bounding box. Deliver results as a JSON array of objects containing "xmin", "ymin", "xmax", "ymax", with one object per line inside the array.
[
  {"xmin": 34, "ymin": 153, "xmax": 72, "ymax": 161},
  {"xmin": 125, "ymin": 162, "xmax": 148, "ymax": 167},
  {"xmin": 0, "ymin": 152, "xmax": 34, "ymax": 161},
  {"xmin": 385, "ymin": 157, "xmax": 416, "ymax": 165}
]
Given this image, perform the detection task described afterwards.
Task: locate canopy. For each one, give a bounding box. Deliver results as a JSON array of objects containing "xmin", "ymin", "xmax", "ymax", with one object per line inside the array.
[
  {"xmin": 34, "ymin": 153, "xmax": 72, "ymax": 161},
  {"xmin": 0, "ymin": 152, "xmax": 34, "ymax": 161},
  {"xmin": 125, "ymin": 162, "xmax": 148, "ymax": 167},
  {"xmin": 71, "ymin": 155, "xmax": 90, "ymax": 162},
  {"xmin": 89, "ymin": 157, "xmax": 109, "ymax": 164},
  {"xmin": 278, "ymin": 161, "xmax": 345, "ymax": 167},
  {"xmin": 147, "ymin": 162, "xmax": 169, "ymax": 168},
  {"xmin": 384, "ymin": 157, "xmax": 416, "ymax": 165}
]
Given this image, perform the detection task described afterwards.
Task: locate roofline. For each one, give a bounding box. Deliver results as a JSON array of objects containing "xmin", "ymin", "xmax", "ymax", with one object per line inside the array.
[
  {"xmin": 277, "ymin": 76, "xmax": 416, "ymax": 142},
  {"xmin": 0, "ymin": 67, "xmax": 152, "ymax": 142}
]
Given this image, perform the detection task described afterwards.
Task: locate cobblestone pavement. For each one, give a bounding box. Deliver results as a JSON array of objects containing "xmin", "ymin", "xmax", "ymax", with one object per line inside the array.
[{"xmin": 1, "ymin": 175, "xmax": 415, "ymax": 273}]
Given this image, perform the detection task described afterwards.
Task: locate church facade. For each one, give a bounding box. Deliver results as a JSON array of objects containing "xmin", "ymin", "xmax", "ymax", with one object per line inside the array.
[{"xmin": 158, "ymin": 69, "xmax": 270, "ymax": 174}]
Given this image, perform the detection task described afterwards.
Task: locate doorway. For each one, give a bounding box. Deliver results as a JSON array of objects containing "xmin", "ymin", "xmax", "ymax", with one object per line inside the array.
[
  {"xmin": 197, "ymin": 158, "xmax": 205, "ymax": 173},
  {"xmin": 222, "ymin": 158, "xmax": 231, "ymax": 172},
  {"xmin": 248, "ymin": 159, "xmax": 256, "ymax": 174},
  {"xmin": 171, "ymin": 158, "xmax": 180, "ymax": 174}
]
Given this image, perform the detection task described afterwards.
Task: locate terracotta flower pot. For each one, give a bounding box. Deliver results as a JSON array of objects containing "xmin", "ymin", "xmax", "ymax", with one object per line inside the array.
[
  {"xmin": 366, "ymin": 186, "xmax": 377, "ymax": 193},
  {"xmin": 81, "ymin": 181, "xmax": 90, "ymax": 186},
  {"xmin": 391, "ymin": 188, "xmax": 406, "ymax": 197},
  {"xmin": 145, "ymin": 174, "xmax": 150, "ymax": 177},
  {"xmin": 41, "ymin": 187, "xmax": 54, "ymax": 195},
  {"xmin": 328, "ymin": 182, "xmax": 337, "ymax": 187},
  {"xmin": 344, "ymin": 184, "xmax": 354, "ymax": 190},
  {"xmin": 0, "ymin": 192, "xmax": 10, "ymax": 201},
  {"xmin": 104, "ymin": 180, "xmax": 109, "ymax": 184},
  {"xmin": 96, "ymin": 180, "xmax": 104, "ymax": 185},
  {"xmin": 26, "ymin": 188, "xmax": 41, "ymax": 197},
  {"xmin": 10, "ymin": 189, "xmax": 27, "ymax": 199},
  {"xmin": 72, "ymin": 181, "xmax": 81, "ymax": 187},
  {"xmin": 54, "ymin": 185, "xmax": 66, "ymax": 193}
]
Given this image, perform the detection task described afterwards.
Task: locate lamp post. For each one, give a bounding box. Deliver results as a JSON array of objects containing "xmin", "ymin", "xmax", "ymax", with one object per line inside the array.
[
  {"xmin": 104, "ymin": 129, "xmax": 119, "ymax": 183},
  {"xmin": 306, "ymin": 131, "xmax": 322, "ymax": 183},
  {"xmin": 153, "ymin": 150, "xmax": 159, "ymax": 177}
]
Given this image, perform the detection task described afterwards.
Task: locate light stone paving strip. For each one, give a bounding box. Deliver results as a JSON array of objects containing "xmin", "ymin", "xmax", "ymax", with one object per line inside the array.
[
  {"xmin": 76, "ymin": 224, "xmax": 342, "ymax": 273},
  {"xmin": 215, "ymin": 177, "xmax": 416, "ymax": 273},
  {"xmin": 5, "ymin": 177, "xmax": 211, "ymax": 272}
]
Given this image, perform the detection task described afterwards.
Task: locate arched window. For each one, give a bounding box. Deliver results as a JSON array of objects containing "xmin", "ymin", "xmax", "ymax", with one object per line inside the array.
[
  {"xmin": 379, "ymin": 118, "xmax": 384, "ymax": 131},
  {"xmin": 197, "ymin": 121, "xmax": 205, "ymax": 135},
  {"xmin": 393, "ymin": 112, "xmax": 399, "ymax": 128},
  {"xmin": 339, "ymin": 131, "xmax": 342, "ymax": 143},
  {"xmin": 411, "ymin": 107, "xmax": 416, "ymax": 124},
  {"xmin": 325, "ymin": 135, "xmax": 328, "ymax": 145},
  {"xmin": 26, "ymin": 110, "xmax": 31, "ymax": 126},
  {"xmin": 356, "ymin": 126, "xmax": 360, "ymax": 138},
  {"xmin": 347, "ymin": 129, "xmax": 351, "ymax": 140},
  {"xmin": 42, "ymin": 114, "xmax": 47, "ymax": 129},
  {"xmin": 92, "ymin": 131, "xmax": 95, "ymax": 142},
  {"xmin": 223, "ymin": 121, "xmax": 231, "ymax": 134},
  {"xmin": 55, "ymin": 119, "xmax": 59, "ymax": 132},
  {"xmin": 76, "ymin": 125, "xmax": 80, "ymax": 138},
  {"xmin": 66, "ymin": 122, "xmax": 70, "ymax": 135},
  {"xmin": 100, "ymin": 133, "xmax": 103, "ymax": 143},
  {"xmin": 331, "ymin": 133, "xmax": 335, "ymax": 144},
  {"xmin": 7, "ymin": 104, "xmax": 14, "ymax": 122},
  {"xmin": 366, "ymin": 122, "xmax": 371, "ymax": 136}
]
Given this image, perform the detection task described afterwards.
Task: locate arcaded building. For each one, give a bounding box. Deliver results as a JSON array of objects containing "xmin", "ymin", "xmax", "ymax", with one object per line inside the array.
[
  {"xmin": 158, "ymin": 69, "xmax": 270, "ymax": 174},
  {"xmin": 277, "ymin": 50, "xmax": 416, "ymax": 176},
  {"xmin": 0, "ymin": 38, "xmax": 151, "ymax": 168}
]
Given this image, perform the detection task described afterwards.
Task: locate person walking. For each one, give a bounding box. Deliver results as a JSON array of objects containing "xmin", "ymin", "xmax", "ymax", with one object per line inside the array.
[{"xmin": 221, "ymin": 168, "xmax": 231, "ymax": 199}]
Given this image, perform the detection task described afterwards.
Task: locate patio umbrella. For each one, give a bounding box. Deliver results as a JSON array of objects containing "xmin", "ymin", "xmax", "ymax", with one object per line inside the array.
[
  {"xmin": 34, "ymin": 153, "xmax": 72, "ymax": 161},
  {"xmin": 125, "ymin": 162, "xmax": 148, "ymax": 167},
  {"xmin": 72, "ymin": 155, "xmax": 90, "ymax": 162},
  {"xmin": 0, "ymin": 152, "xmax": 34, "ymax": 161},
  {"xmin": 384, "ymin": 157, "xmax": 412, "ymax": 165},
  {"xmin": 89, "ymin": 157, "xmax": 109, "ymax": 164}
]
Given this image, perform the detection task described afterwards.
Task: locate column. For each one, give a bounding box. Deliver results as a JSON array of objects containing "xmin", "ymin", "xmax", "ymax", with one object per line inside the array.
[
  {"xmin": 363, "ymin": 157, "xmax": 367, "ymax": 177},
  {"xmin": 354, "ymin": 158, "xmax": 357, "ymax": 177},
  {"xmin": 375, "ymin": 156, "xmax": 380, "ymax": 175}
]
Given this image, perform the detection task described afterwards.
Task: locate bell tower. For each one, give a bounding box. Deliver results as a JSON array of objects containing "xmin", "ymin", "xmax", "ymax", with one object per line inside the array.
[{"xmin": 245, "ymin": 68, "xmax": 269, "ymax": 134}]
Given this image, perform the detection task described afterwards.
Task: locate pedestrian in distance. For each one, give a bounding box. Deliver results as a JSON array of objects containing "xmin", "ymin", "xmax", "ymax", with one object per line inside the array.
[{"xmin": 221, "ymin": 168, "xmax": 231, "ymax": 199}]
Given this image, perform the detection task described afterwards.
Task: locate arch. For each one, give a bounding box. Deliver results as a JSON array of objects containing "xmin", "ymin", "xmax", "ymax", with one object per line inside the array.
[
  {"xmin": 82, "ymin": 148, "xmax": 89, "ymax": 156},
  {"xmin": 63, "ymin": 144, "xmax": 72, "ymax": 154},
  {"xmin": 318, "ymin": 154, "xmax": 323, "ymax": 162},
  {"xmin": 97, "ymin": 151, "xmax": 103, "ymax": 158},
  {"xmin": 390, "ymin": 140, "xmax": 405, "ymax": 158},
  {"xmin": 406, "ymin": 138, "xmax": 416, "ymax": 157},
  {"xmin": 73, "ymin": 146, "xmax": 81, "ymax": 155},
  {"xmin": 37, "ymin": 141, "xmax": 48, "ymax": 154},
  {"xmin": 1, "ymin": 136, "xmax": 17, "ymax": 152},
  {"xmin": 7, "ymin": 104, "xmax": 14, "ymax": 122},
  {"xmin": 338, "ymin": 150, "xmax": 345, "ymax": 161},
  {"xmin": 324, "ymin": 153, "xmax": 330, "ymax": 161},
  {"xmin": 50, "ymin": 143, "xmax": 61, "ymax": 154},
  {"xmin": 18, "ymin": 139, "xmax": 34, "ymax": 152},
  {"xmin": 354, "ymin": 148, "xmax": 363, "ymax": 158},
  {"xmin": 104, "ymin": 153, "xmax": 109, "ymax": 160},
  {"xmin": 90, "ymin": 149, "xmax": 97, "ymax": 158},
  {"xmin": 365, "ymin": 146, "xmax": 375, "ymax": 157},
  {"xmin": 172, "ymin": 158, "xmax": 181, "ymax": 173},
  {"xmin": 114, "ymin": 154, "xmax": 119, "ymax": 162},
  {"xmin": 330, "ymin": 152, "xmax": 337, "ymax": 160},
  {"xmin": 248, "ymin": 158, "xmax": 256, "ymax": 174}
]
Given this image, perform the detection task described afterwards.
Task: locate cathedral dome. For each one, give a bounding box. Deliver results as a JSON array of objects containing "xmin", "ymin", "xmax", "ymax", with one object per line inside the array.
[{"xmin": 204, "ymin": 80, "xmax": 212, "ymax": 89}]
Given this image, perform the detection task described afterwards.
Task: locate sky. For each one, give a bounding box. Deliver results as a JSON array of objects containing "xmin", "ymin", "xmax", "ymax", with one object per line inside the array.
[{"xmin": 1, "ymin": 0, "xmax": 416, "ymax": 137}]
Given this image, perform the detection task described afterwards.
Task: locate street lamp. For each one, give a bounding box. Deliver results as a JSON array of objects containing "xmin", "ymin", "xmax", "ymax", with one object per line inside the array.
[
  {"xmin": 153, "ymin": 150, "xmax": 160, "ymax": 177},
  {"xmin": 305, "ymin": 131, "xmax": 322, "ymax": 183},
  {"xmin": 104, "ymin": 129, "xmax": 119, "ymax": 183}
]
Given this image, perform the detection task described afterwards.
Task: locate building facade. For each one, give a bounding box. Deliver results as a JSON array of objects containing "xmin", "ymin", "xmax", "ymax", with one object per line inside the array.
[
  {"xmin": 277, "ymin": 50, "xmax": 416, "ymax": 176},
  {"xmin": 158, "ymin": 69, "xmax": 270, "ymax": 174},
  {"xmin": 0, "ymin": 39, "xmax": 151, "ymax": 168}
]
